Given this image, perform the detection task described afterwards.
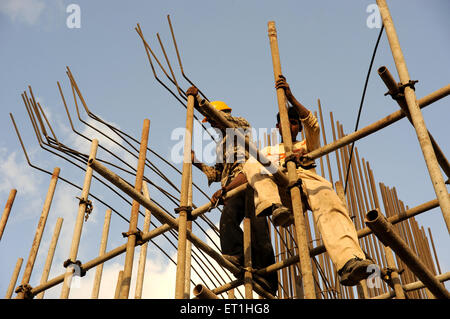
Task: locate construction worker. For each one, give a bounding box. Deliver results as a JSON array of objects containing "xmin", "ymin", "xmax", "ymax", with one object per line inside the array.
[
  {"xmin": 186, "ymin": 86, "xmax": 282, "ymax": 295},
  {"xmin": 243, "ymin": 75, "xmax": 375, "ymax": 286}
]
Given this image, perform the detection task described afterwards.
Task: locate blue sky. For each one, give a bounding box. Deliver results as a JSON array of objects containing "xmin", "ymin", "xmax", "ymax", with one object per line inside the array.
[{"xmin": 0, "ymin": 0, "xmax": 448, "ymax": 298}]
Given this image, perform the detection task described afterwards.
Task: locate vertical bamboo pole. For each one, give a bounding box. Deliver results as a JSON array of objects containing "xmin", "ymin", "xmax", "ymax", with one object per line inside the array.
[
  {"xmin": 135, "ymin": 182, "xmax": 152, "ymax": 299},
  {"xmin": 267, "ymin": 20, "xmax": 315, "ymax": 299},
  {"xmin": 61, "ymin": 139, "xmax": 98, "ymax": 299},
  {"xmin": 16, "ymin": 167, "xmax": 60, "ymax": 299},
  {"xmin": 5, "ymin": 258, "xmax": 23, "ymax": 299},
  {"xmin": 36, "ymin": 217, "xmax": 63, "ymax": 299},
  {"xmin": 427, "ymin": 228, "xmax": 442, "ymax": 275},
  {"xmin": 0, "ymin": 189, "xmax": 17, "ymax": 241},
  {"xmin": 120, "ymin": 119, "xmax": 150, "ymax": 299},
  {"xmin": 377, "ymin": 0, "xmax": 450, "ymax": 232},
  {"xmin": 184, "ymin": 171, "xmax": 193, "ymax": 299},
  {"xmin": 114, "ymin": 271, "xmax": 124, "ymax": 299},
  {"xmin": 91, "ymin": 209, "xmax": 112, "ymax": 299},
  {"xmin": 243, "ymin": 188, "xmax": 253, "ymax": 299},
  {"xmin": 174, "ymin": 92, "xmax": 194, "ymax": 299}
]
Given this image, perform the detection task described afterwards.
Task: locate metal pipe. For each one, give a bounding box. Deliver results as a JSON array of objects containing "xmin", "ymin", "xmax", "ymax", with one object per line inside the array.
[
  {"xmin": 61, "ymin": 139, "xmax": 98, "ymax": 299},
  {"xmin": 91, "ymin": 209, "xmax": 112, "ymax": 299},
  {"xmin": 267, "ymin": 20, "xmax": 315, "ymax": 299},
  {"xmin": 193, "ymin": 284, "xmax": 219, "ymax": 299},
  {"xmin": 0, "ymin": 189, "xmax": 17, "ymax": 241},
  {"xmin": 135, "ymin": 183, "xmax": 151, "ymax": 299},
  {"xmin": 303, "ymin": 85, "xmax": 450, "ymax": 163},
  {"xmin": 120, "ymin": 119, "xmax": 150, "ymax": 299},
  {"xmin": 378, "ymin": 65, "xmax": 450, "ymax": 182},
  {"xmin": 16, "ymin": 167, "xmax": 60, "ymax": 299},
  {"xmin": 175, "ymin": 93, "xmax": 194, "ymax": 299},
  {"xmin": 372, "ymin": 272, "xmax": 450, "ymax": 299},
  {"xmin": 36, "ymin": 217, "xmax": 64, "ymax": 299},
  {"xmin": 377, "ymin": 0, "xmax": 450, "ymax": 233},
  {"xmin": 365, "ymin": 209, "xmax": 450, "ymax": 298},
  {"xmin": 5, "ymin": 258, "xmax": 23, "ymax": 299}
]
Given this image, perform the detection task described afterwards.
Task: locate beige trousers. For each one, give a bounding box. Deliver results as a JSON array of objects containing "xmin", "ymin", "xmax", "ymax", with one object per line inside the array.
[{"xmin": 243, "ymin": 162, "xmax": 365, "ymax": 271}]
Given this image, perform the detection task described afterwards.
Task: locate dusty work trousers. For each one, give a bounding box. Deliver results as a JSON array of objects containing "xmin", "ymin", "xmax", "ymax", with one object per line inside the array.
[
  {"xmin": 220, "ymin": 187, "xmax": 278, "ymax": 295},
  {"xmin": 243, "ymin": 163, "xmax": 365, "ymax": 272}
]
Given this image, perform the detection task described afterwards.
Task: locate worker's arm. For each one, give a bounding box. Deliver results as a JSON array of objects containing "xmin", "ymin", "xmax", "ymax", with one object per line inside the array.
[
  {"xmin": 210, "ymin": 172, "xmax": 247, "ymax": 205},
  {"xmin": 276, "ymin": 75, "xmax": 310, "ymax": 119},
  {"xmin": 276, "ymin": 75, "xmax": 320, "ymax": 152}
]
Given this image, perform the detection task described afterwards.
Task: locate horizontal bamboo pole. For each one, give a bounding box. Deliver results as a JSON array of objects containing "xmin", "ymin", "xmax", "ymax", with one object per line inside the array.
[
  {"xmin": 193, "ymin": 284, "xmax": 220, "ymax": 299},
  {"xmin": 365, "ymin": 209, "xmax": 450, "ymax": 299},
  {"xmin": 372, "ymin": 272, "xmax": 450, "ymax": 299},
  {"xmin": 303, "ymin": 85, "xmax": 450, "ymax": 162}
]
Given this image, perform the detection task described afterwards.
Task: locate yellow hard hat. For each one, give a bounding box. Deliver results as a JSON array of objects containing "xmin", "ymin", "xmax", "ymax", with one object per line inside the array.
[{"xmin": 202, "ymin": 101, "xmax": 232, "ymax": 123}]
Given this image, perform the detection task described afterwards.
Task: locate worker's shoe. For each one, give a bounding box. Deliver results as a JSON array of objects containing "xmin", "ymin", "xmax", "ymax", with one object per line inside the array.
[
  {"xmin": 222, "ymin": 254, "xmax": 243, "ymax": 268},
  {"xmin": 338, "ymin": 257, "xmax": 375, "ymax": 286},
  {"xmin": 253, "ymin": 276, "xmax": 277, "ymax": 297},
  {"xmin": 271, "ymin": 204, "xmax": 293, "ymax": 227}
]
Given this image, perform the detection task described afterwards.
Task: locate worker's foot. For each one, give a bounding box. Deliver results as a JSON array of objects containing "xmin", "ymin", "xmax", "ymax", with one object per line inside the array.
[
  {"xmin": 222, "ymin": 254, "xmax": 243, "ymax": 268},
  {"xmin": 338, "ymin": 257, "xmax": 375, "ymax": 286},
  {"xmin": 271, "ymin": 204, "xmax": 293, "ymax": 227},
  {"xmin": 253, "ymin": 276, "xmax": 277, "ymax": 296}
]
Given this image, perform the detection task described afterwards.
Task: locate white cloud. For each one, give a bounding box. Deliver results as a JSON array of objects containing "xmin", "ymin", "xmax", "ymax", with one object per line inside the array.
[{"xmin": 0, "ymin": 0, "xmax": 46, "ymax": 25}]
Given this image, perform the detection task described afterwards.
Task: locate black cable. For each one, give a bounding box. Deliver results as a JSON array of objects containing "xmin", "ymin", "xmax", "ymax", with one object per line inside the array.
[{"xmin": 344, "ymin": 24, "xmax": 384, "ymax": 194}]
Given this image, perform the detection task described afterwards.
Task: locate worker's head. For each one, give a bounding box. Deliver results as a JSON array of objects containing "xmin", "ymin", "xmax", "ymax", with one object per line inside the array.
[
  {"xmin": 276, "ymin": 106, "xmax": 302, "ymax": 141},
  {"xmin": 202, "ymin": 101, "xmax": 232, "ymax": 127}
]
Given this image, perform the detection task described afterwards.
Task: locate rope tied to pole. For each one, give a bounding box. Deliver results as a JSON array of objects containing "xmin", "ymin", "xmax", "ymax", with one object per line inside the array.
[{"xmin": 76, "ymin": 196, "xmax": 93, "ymax": 222}]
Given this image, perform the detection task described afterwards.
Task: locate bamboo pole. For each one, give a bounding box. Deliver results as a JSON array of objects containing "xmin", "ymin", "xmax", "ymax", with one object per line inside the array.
[
  {"xmin": 114, "ymin": 271, "xmax": 124, "ymax": 299},
  {"xmin": 91, "ymin": 209, "xmax": 112, "ymax": 299},
  {"xmin": 0, "ymin": 189, "xmax": 17, "ymax": 241},
  {"xmin": 61, "ymin": 139, "xmax": 98, "ymax": 299},
  {"xmin": 184, "ymin": 170, "xmax": 193, "ymax": 299},
  {"xmin": 36, "ymin": 217, "xmax": 64, "ymax": 299},
  {"xmin": 5, "ymin": 258, "xmax": 23, "ymax": 299},
  {"xmin": 365, "ymin": 209, "xmax": 450, "ymax": 299},
  {"xmin": 377, "ymin": 0, "xmax": 450, "ymax": 233},
  {"xmin": 120, "ymin": 119, "xmax": 150, "ymax": 299},
  {"xmin": 16, "ymin": 167, "xmax": 60, "ymax": 299},
  {"xmin": 135, "ymin": 182, "xmax": 151, "ymax": 299},
  {"xmin": 175, "ymin": 93, "xmax": 194, "ymax": 299},
  {"xmin": 303, "ymin": 85, "xmax": 450, "ymax": 163},
  {"xmin": 378, "ymin": 66, "xmax": 450, "ymax": 182},
  {"xmin": 193, "ymin": 284, "xmax": 219, "ymax": 299},
  {"xmin": 267, "ymin": 20, "xmax": 315, "ymax": 299},
  {"xmin": 243, "ymin": 187, "xmax": 254, "ymax": 299}
]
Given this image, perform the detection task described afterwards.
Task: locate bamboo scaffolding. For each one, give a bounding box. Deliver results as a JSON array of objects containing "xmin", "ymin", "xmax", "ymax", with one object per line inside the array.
[
  {"xmin": 4, "ymin": 4, "xmax": 449, "ymax": 300},
  {"xmin": 0, "ymin": 189, "xmax": 17, "ymax": 241},
  {"xmin": 36, "ymin": 217, "xmax": 63, "ymax": 299},
  {"xmin": 376, "ymin": 0, "xmax": 450, "ymax": 233},
  {"xmin": 91, "ymin": 209, "xmax": 112, "ymax": 299},
  {"xmin": 16, "ymin": 167, "xmax": 60, "ymax": 299},
  {"xmin": 365, "ymin": 209, "xmax": 450, "ymax": 298}
]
